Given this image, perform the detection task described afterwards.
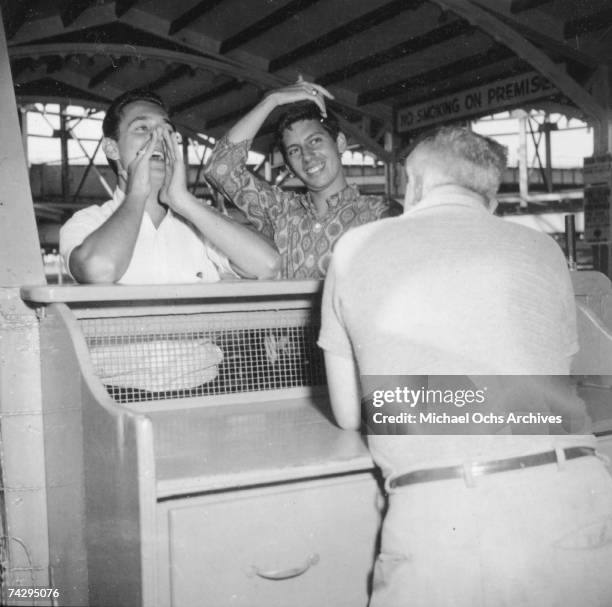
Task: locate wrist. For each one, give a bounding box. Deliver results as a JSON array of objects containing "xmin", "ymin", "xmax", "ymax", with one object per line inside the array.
[
  {"xmin": 260, "ymin": 93, "xmax": 280, "ymax": 113},
  {"xmin": 169, "ymin": 190, "xmax": 199, "ymax": 216},
  {"xmin": 124, "ymin": 189, "xmax": 149, "ymax": 206}
]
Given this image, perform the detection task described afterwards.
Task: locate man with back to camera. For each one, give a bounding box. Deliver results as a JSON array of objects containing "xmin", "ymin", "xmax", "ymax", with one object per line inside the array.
[
  {"xmin": 318, "ymin": 125, "xmax": 612, "ymax": 606},
  {"xmin": 60, "ymin": 89, "xmax": 280, "ymax": 284},
  {"xmin": 204, "ymin": 77, "xmax": 396, "ymax": 279}
]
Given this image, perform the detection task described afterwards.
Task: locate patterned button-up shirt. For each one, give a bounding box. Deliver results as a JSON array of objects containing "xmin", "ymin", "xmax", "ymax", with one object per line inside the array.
[{"xmin": 204, "ymin": 137, "xmax": 392, "ymax": 279}]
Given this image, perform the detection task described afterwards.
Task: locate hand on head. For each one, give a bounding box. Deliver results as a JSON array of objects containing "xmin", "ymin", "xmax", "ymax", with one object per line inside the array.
[{"xmin": 269, "ymin": 76, "xmax": 334, "ymax": 117}]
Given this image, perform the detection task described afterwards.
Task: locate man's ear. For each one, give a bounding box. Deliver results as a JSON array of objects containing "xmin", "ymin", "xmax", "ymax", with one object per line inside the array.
[
  {"xmin": 102, "ymin": 137, "xmax": 120, "ymax": 161},
  {"xmin": 336, "ymin": 132, "xmax": 347, "ymax": 155}
]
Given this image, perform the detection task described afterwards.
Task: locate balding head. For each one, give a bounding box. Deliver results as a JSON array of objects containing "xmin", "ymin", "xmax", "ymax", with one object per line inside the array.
[{"xmin": 404, "ymin": 126, "xmax": 507, "ymax": 209}]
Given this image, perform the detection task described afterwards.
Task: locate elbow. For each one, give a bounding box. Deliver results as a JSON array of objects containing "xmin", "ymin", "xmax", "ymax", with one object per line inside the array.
[
  {"xmin": 255, "ymin": 252, "xmax": 281, "ymax": 280},
  {"xmin": 69, "ymin": 248, "xmax": 122, "ymax": 284},
  {"xmin": 336, "ymin": 415, "xmax": 362, "ymax": 431}
]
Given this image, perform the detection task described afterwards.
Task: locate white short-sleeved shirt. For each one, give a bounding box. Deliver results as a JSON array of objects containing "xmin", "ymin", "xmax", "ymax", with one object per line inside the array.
[{"xmin": 60, "ymin": 189, "xmax": 237, "ymax": 284}]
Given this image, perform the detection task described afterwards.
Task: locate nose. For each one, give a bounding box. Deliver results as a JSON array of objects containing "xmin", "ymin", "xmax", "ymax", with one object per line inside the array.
[{"xmin": 302, "ymin": 147, "xmax": 315, "ymax": 161}]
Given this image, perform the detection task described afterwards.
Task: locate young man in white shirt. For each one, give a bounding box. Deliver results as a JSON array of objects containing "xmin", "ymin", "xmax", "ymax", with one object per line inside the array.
[{"xmin": 60, "ymin": 90, "xmax": 279, "ymax": 284}]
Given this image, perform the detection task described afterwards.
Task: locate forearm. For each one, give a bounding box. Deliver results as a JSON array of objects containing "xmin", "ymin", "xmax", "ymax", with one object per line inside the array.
[
  {"xmin": 324, "ymin": 352, "xmax": 362, "ymax": 430},
  {"xmin": 226, "ymin": 96, "xmax": 278, "ymax": 144},
  {"xmin": 69, "ymin": 194, "xmax": 146, "ymax": 283},
  {"xmin": 204, "ymin": 137, "xmax": 278, "ymax": 238},
  {"xmin": 178, "ymin": 194, "xmax": 280, "ymax": 279}
]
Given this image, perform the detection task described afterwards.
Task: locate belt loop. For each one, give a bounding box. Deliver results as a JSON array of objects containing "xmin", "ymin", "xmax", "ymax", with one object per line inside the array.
[
  {"xmin": 384, "ymin": 474, "xmax": 398, "ymax": 495},
  {"xmin": 555, "ymin": 446, "xmax": 566, "ymax": 470},
  {"xmin": 462, "ymin": 462, "xmax": 476, "ymax": 488}
]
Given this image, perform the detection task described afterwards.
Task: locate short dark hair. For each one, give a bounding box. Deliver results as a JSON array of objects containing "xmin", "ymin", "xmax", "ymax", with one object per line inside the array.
[
  {"xmin": 102, "ymin": 89, "xmax": 166, "ymax": 140},
  {"xmin": 274, "ymin": 101, "xmax": 340, "ymax": 163},
  {"xmin": 102, "ymin": 89, "xmax": 166, "ymax": 175}
]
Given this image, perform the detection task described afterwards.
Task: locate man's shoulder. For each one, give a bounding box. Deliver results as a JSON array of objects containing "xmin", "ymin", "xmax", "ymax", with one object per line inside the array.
[
  {"xmin": 494, "ymin": 215, "xmax": 563, "ymax": 253},
  {"xmin": 62, "ymin": 197, "xmax": 117, "ymax": 227},
  {"xmin": 335, "ymin": 213, "xmax": 399, "ymax": 256}
]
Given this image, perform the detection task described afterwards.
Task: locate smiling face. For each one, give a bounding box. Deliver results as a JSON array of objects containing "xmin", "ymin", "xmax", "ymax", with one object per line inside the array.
[
  {"xmin": 282, "ymin": 119, "xmax": 347, "ymax": 199},
  {"xmin": 103, "ymin": 100, "xmax": 173, "ymax": 190}
]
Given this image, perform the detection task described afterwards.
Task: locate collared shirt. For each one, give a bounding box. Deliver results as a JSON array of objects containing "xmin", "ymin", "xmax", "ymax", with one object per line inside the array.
[
  {"xmin": 59, "ymin": 189, "xmax": 235, "ymax": 284},
  {"xmin": 204, "ymin": 136, "xmax": 392, "ymax": 279},
  {"xmin": 318, "ymin": 184, "xmax": 587, "ymax": 473}
]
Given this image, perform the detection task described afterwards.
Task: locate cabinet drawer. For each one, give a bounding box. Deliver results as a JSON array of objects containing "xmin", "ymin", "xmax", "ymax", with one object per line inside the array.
[{"xmin": 165, "ymin": 473, "xmax": 381, "ymax": 607}]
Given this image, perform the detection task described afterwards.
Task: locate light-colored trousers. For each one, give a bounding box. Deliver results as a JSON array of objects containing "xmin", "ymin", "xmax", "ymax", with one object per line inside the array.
[{"xmin": 369, "ymin": 455, "xmax": 612, "ymax": 607}]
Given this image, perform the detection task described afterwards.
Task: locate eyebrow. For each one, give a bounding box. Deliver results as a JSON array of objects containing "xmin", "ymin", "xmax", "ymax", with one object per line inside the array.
[{"xmin": 127, "ymin": 115, "xmax": 172, "ymax": 128}]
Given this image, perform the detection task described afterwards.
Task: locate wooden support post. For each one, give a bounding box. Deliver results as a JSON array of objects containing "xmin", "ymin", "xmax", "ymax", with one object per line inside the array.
[
  {"xmin": 587, "ymin": 66, "xmax": 612, "ymax": 278},
  {"xmin": 60, "ymin": 104, "xmax": 71, "ymax": 202},
  {"xmin": 513, "ymin": 109, "xmax": 529, "ymax": 207},
  {"xmin": 0, "ymin": 3, "xmax": 52, "ymax": 601},
  {"xmin": 384, "ymin": 131, "xmax": 399, "ymax": 201}
]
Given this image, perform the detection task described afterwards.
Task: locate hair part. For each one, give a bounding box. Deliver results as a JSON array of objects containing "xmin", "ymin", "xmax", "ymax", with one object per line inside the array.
[
  {"xmin": 274, "ymin": 101, "xmax": 340, "ymax": 164},
  {"xmin": 407, "ymin": 126, "xmax": 508, "ymax": 201}
]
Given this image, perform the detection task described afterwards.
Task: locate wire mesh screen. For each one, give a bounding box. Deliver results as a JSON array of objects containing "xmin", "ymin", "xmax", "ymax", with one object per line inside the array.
[{"xmin": 79, "ymin": 309, "xmax": 326, "ymax": 404}]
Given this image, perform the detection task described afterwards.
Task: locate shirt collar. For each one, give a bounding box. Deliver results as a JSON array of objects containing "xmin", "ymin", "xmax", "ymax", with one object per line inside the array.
[
  {"xmin": 110, "ymin": 187, "xmax": 173, "ymax": 221},
  {"xmin": 404, "ymin": 184, "xmax": 490, "ymax": 216},
  {"xmin": 303, "ymin": 183, "xmax": 359, "ymax": 212}
]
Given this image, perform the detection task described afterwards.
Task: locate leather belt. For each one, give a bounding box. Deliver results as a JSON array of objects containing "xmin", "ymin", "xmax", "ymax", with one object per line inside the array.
[{"xmin": 388, "ymin": 446, "xmax": 597, "ymax": 489}]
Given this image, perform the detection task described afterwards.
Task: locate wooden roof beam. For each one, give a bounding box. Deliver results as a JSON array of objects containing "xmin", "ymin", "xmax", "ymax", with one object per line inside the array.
[
  {"xmin": 115, "ymin": 0, "xmax": 139, "ymax": 18},
  {"xmin": 357, "ymin": 45, "xmax": 514, "ymax": 106},
  {"xmin": 510, "ymin": 0, "xmax": 552, "ymax": 13},
  {"xmin": 169, "ymin": 80, "xmax": 243, "ymax": 115},
  {"xmin": 318, "ymin": 19, "xmax": 475, "ymax": 86},
  {"xmin": 269, "ymin": 0, "xmax": 425, "ymax": 72},
  {"xmin": 397, "ymin": 55, "xmax": 528, "ymax": 107},
  {"xmin": 205, "ymin": 102, "xmax": 259, "ymax": 130},
  {"xmin": 219, "ymin": 0, "xmax": 321, "ymax": 54},
  {"xmin": 168, "ymin": 0, "xmax": 225, "ymax": 36},
  {"xmin": 564, "ymin": 7, "xmax": 612, "ymax": 39},
  {"xmin": 485, "ymin": 8, "xmax": 599, "ymax": 68},
  {"xmin": 88, "ymin": 56, "xmax": 130, "ymax": 88},
  {"xmin": 59, "ymin": 0, "xmax": 97, "ymax": 27},
  {"xmin": 435, "ymin": 0, "xmax": 606, "ymax": 123},
  {"xmin": 4, "ymin": 1, "xmax": 37, "ymax": 39},
  {"xmin": 142, "ymin": 64, "xmax": 195, "ymax": 93}
]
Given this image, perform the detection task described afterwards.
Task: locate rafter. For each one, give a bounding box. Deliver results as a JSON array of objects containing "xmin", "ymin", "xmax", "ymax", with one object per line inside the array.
[
  {"xmin": 564, "ymin": 7, "xmax": 612, "ymax": 39},
  {"xmin": 318, "ymin": 19, "xmax": 475, "ymax": 86},
  {"xmin": 88, "ymin": 56, "xmax": 130, "ymax": 88},
  {"xmin": 357, "ymin": 45, "xmax": 514, "ymax": 106},
  {"xmin": 510, "ymin": 0, "xmax": 552, "ymax": 13},
  {"xmin": 10, "ymin": 58, "xmax": 36, "ymax": 82},
  {"xmin": 269, "ymin": 0, "xmax": 425, "ymax": 72},
  {"xmin": 142, "ymin": 64, "xmax": 194, "ymax": 93},
  {"xmin": 9, "ymin": 42, "xmax": 392, "ymax": 129},
  {"xmin": 5, "ymin": 1, "xmax": 37, "ymax": 39},
  {"xmin": 482, "ymin": 8, "xmax": 599, "ymax": 68},
  {"xmin": 115, "ymin": 0, "xmax": 139, "ymax": 18},
  {"xmin": 170, "ymin": 80, "xmax": 243, "ymax": 115},
  {"xmin": 205, "ymin": 103, "xmax": 259, "ymax": 130},
  {"xmin": 219, "ymin": 0, "xmax": 321, "ymax": 54},
  {"xmin": 59, "ymin": 0, "xmax": 97, "ymax": 27},
  {"xmin": 168, "ymin": 0, "xmax": 225, "ymax": 36},
  {"xmin": 435, "ymin": 0, "xmax": 605, "ymax": 122},
  {"xmin": 395, "ymin": 56, "xmax": 528, "ymax": 107}
]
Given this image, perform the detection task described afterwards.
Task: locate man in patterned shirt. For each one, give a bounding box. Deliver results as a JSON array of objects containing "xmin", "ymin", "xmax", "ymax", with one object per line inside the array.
[{"xmin": 204, "ymin": 79, "xmax": 395, "ymax": 279}]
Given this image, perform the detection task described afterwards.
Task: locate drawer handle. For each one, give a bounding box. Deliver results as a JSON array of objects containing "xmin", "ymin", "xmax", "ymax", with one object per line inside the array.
[{"xmin": 251, "ymin": 553, "xmax": 320, "ymax": 581}]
